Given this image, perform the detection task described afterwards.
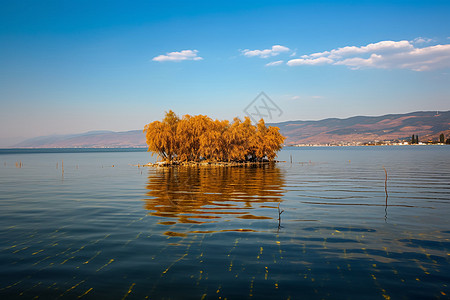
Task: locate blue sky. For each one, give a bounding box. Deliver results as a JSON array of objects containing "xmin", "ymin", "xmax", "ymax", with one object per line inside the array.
[{"xmin": 1, "ymin": 0, "xmax": 449, "ymax": 146}]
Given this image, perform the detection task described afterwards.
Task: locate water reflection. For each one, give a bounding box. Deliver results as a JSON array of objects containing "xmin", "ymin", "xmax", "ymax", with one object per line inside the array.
[{"xmin": 143, "ymin": 164, "xmax": 285, "ymax": 226}]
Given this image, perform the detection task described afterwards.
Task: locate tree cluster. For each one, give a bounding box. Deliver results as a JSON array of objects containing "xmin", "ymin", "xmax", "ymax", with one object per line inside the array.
[
  {"xmin": 143, "ymin": 111, "xmax": 285, "ymax": 162},
  {"xmin": 441, "ymin": 133, "xmax": 450, "ymax": 144},
  {"xmin": 411, "ymin": 134, "xmax": 419, "ymax": 144}
]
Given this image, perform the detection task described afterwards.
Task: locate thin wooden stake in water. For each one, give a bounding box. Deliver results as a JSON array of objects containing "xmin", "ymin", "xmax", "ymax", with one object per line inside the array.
[
  {"xmin": 62, "ymin": 160, "xmax": 64, "ymax": 177},
  {"xmin": 383, "ymin": 166, "xmax": 388, "ymax": 200},
  {"xmin": 383, "ymin": 166, "xmax": 388, "ymax": 222},
  {"xmin": 277, "ymin": 203, "xmax": 284, "ymax": 230}
]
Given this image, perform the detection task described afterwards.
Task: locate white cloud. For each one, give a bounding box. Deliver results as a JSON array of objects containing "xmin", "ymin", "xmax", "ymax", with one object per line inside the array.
[
  {"xmin": 242, "ymin": 45, "xmax": 290, "ymax": 58},
  {"xmin": 152, "ymin": 50, "xmax": 203, "ymax": 62},
  {"xmin": 325, "ymin": 40, "xmax": 414, "ymax": 60},
  {"xmin": 287, "ymin": 57, "xmax": 333, "ymax": 66},
  {"xmin": 413, "ymin": 37, "xmax": 434, "ymax": 44},
  {"xmin": 265, "ymin": 60, "xmax": 284, "ymax": 67},
  {"xmin": 287, "ymin": 40, "xmax": 450, "ymax": 71}
]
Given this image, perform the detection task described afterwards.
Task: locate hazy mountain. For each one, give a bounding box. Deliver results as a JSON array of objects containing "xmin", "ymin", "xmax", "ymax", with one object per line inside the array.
[
  {"xmin": 272, "ymin": 110, "xmax": 450, "ymax": 145},
  {"xmin": 14, "ymin": 130, "xmax": 146, "ymax": 148},
  {"xmin": 11, "ymin": 110, "xmax": 450, "ymax": 148}
]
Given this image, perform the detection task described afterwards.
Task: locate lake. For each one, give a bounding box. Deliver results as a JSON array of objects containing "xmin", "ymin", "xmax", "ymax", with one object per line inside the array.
[{"xmin": 0, "ymin": 146, "xmax": 449, "ymax": 299}]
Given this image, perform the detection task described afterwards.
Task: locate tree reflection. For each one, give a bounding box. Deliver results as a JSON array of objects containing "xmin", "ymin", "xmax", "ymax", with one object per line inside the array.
[{"xmin": 143, "ymin": 164, "xmax": 285, "ymax": 225}]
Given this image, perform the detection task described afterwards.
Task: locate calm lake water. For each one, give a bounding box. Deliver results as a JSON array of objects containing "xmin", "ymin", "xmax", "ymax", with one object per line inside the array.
[{"xmin": 0, "ymin": 146, "xmax": 449, "ymax": 299}]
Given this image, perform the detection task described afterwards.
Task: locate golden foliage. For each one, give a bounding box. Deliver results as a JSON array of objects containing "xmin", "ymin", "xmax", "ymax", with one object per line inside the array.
[{"xmin": 143, "ymin": 110, "xmax": 285, "ymax": 162}]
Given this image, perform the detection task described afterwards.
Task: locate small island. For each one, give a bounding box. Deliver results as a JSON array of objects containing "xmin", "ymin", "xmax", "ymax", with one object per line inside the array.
[{"xmin": 143, "ymin": 111, "xmax": 285, "ymax": 166}]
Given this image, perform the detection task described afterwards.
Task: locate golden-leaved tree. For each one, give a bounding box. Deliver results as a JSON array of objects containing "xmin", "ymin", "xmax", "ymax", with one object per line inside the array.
[{"xmin": 143, "ymin": 111, "xmax": 285, "ymax": 162}]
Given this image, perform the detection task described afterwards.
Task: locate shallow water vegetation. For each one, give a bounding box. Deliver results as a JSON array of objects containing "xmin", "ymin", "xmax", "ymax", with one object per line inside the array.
[{"xmin": 143, "ymin": 110, "xmax": 285, "ymax": 163}]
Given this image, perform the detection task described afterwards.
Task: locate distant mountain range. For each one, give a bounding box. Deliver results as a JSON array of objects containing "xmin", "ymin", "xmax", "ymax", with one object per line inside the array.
[
  {"xmin": 271, "ymin": 110, "xmax": 450, "ymax": 145},
  {"xmin": 12, "ymin": 110, "xmax": 450, "ymax": 148},
  {"xmin": 14, "ymin": 130, "xmax": 146, "ymax": 148}
]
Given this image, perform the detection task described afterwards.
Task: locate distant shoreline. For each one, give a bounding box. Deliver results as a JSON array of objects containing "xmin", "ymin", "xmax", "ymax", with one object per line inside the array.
[
  {"xmin": 0, "ymin": 144, "xmax": 447, "ymax": 155},
  {"xmin": 0, "ymin": 148, "xmax": 148, "ymax": 154},
  {"xmin": 286, "ymin": 143, "xmax": 449, "ymax": 147}
]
